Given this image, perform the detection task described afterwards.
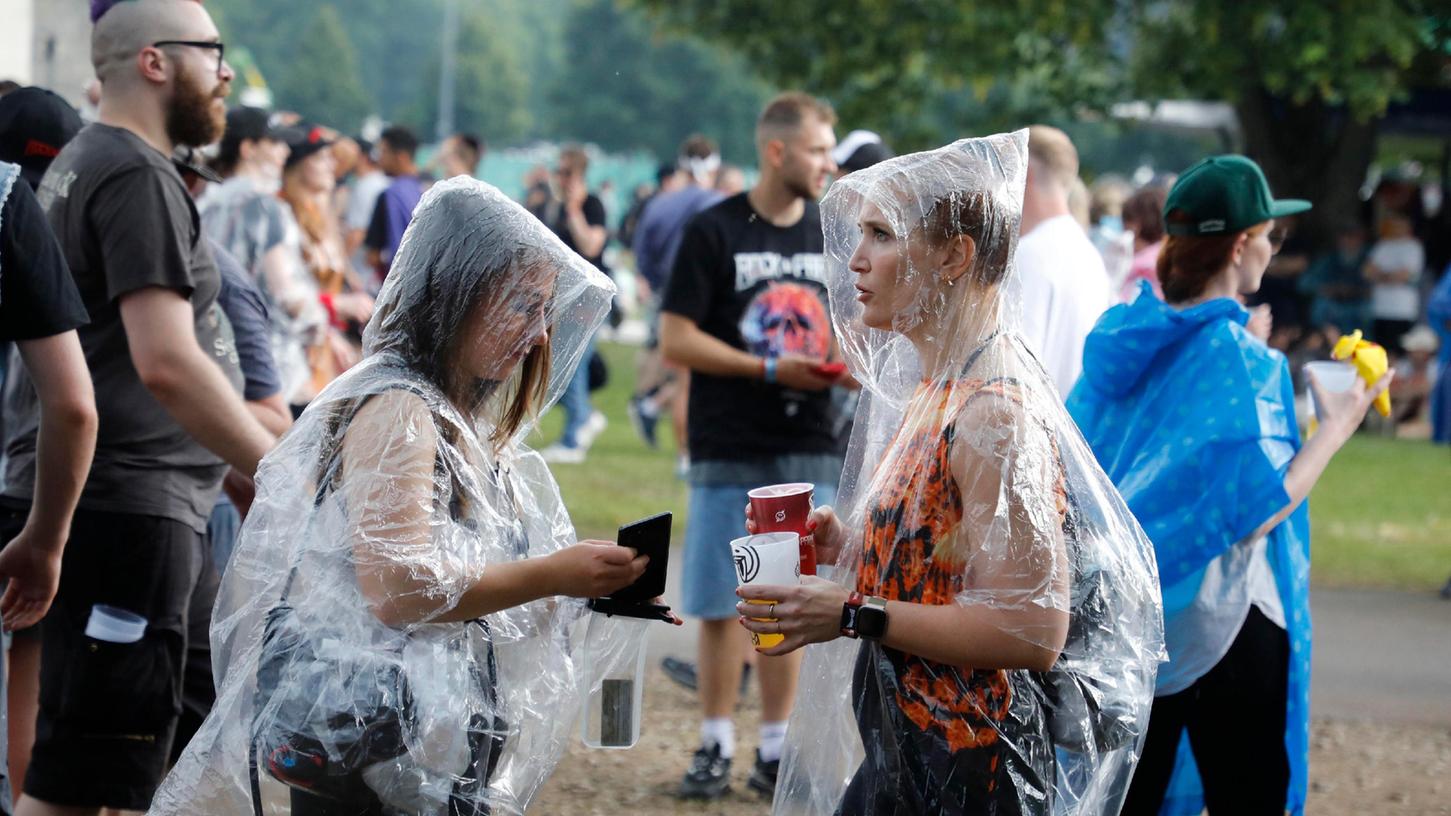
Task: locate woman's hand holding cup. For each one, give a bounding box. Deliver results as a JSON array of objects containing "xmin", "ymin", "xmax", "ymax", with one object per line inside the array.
[
  {"xmin": 736, "ymin": 577, "xmax": 852, "ymax": 656},
  {"xmin": 1309, "ymin": 367, "xmax": 1393, "ymax": 444},
  {"xmin": 745, "ymin": 503, "xmax": 846, "ymax": 567}
]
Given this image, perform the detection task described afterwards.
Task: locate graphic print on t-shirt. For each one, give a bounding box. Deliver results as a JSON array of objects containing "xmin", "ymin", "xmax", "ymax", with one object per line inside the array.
[
  {"xmin": 733, "ymin": 250, "xmax": 828, "ymax": 292},
  {"xmin": 738, "ymin": 281, "xmax": 831, "ymax": 360},
  {"xmin": 659, "ymin": 193, "xmax": 839, "ymax": 460}
]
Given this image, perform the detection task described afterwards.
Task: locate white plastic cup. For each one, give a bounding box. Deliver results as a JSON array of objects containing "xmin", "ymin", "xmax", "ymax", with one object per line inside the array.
[
  {"xmin": 84, "ymin": 604, "xmax": 147, "ymax": 644},
  {"xmin": 729, "ymin": 532, "xmax": 801, "ymax": 648},
  {"xmin": 1303, "ymin": 361, "xmax": 1357, "ymax": 421}
]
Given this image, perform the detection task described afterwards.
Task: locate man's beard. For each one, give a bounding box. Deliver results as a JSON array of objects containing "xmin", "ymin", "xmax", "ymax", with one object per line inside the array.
[
  {"xmin": 167, "ymin": 65, "xmax": 227, "ymax": 147},
  {"xmin": 782, "ymin": 164, "xmax": 819, "ymax": 201},
  {"xmin": 784, "ymin": 175, "xmax": 817, "ymax": 202}
]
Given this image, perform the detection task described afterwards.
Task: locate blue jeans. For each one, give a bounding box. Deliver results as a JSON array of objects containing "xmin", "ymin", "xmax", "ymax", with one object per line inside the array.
[
  {"xmin": 559, "ymin": 338, "xmax": 596, "ymax": 448},
  {"xmin": 208, "ymin": 496, "xmax": 242, "ymax": 575},
  {"xmin": 681, "ymin": 481, "xmax": 837, "ymax": 620}
]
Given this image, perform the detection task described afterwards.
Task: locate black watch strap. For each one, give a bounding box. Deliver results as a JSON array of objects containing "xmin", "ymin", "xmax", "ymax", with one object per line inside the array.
[{"xmin": 840, "ymin": 591, "xmax": 864, "ymax": 639}]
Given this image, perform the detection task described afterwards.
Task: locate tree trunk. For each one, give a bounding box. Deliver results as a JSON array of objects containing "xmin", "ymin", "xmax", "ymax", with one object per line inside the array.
[{"xmin": 1236, "ymin": 89, "xmax": 1379, "ymax": 252}]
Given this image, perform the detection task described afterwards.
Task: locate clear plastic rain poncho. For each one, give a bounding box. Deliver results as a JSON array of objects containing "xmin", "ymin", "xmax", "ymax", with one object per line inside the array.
[
  {"xmin": 151, "ymin": 177, "xmax": 627, "ymax": 815},
  {"xmin": 773, "ymin": 131, "xmax": 1164, "ymax": 816}
]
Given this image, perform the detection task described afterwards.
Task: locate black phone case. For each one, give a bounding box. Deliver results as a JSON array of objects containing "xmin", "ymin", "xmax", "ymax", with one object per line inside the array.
[{"xmin": 611, "ymin": 511, "xmax": 671, "ymax": 602}]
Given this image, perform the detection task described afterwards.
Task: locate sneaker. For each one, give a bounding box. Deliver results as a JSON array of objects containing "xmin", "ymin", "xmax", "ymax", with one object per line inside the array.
[
  {"xmin": 627, "ymin": 397, "xmax": 659, "ymax": 448},
  {"xmin": 678, "ymin": 743, "xmax": 732, "ymax": 799},
  {"xmin": 539, "ymin": 443, "xmax": 586, "ymax": 464},
  {"xmin": 747, "ymin": 749, "xmax": 779, "ymax": 798},
  {"xmin": 578, "ymin": 410, "xmax": 607, "ymax": 448},
  {"xmin": 661, "ymin": 656, "xmax": 752, "ymax": 695}
]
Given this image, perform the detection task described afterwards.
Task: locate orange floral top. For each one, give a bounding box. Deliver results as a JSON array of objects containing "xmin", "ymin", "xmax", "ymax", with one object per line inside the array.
[{"xmin": 855, "ymin": 375, "xmax": 1067, "ymax": 759}]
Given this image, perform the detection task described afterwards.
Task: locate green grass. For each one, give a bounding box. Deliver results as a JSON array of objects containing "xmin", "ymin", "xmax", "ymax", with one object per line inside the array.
[
  {"xmin": 1307, "ymin": 434, "xmax": 1450, "ymax": 591},
  {"xmin": 531, "ymin": 341, "xmax": 688, "ymax": 541},
  {"xmin": 538, "ymin": 342, "xmax": 1451, "ymax": 591}
]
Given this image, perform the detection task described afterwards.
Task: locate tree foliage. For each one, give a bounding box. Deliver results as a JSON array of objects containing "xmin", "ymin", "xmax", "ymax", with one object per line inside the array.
[
  {"xmin": 404, "ymin": 5, "xmax": 534, "ymax": 144},
  {"xmin": 549, "ymin": 0, "xmax": 769, "ymax": 162},
  {"xmin": 633, "ymin": 0, "xmax": 1445, "ymax": 132},
  {"xmin": 1129, "ymin": 2, "xmax": 1442, "ymax": 118},
  {"xmin": 627, "ymin": 1, "xmax": 1125, "ymax": 149},
  {"xmin": 633, "ymin": 0, "xmax": 1449, "ymax": 240},
  {"xmin": 265, "ymin": 5, "xmax": 373, "ymax": 132},
  {"xmin": 207, "ymin": 0, "xmax": 768, "ymax": 161}
]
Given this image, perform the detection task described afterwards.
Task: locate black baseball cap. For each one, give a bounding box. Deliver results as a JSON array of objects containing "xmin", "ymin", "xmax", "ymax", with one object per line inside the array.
[
  {"xmin": 832, "ymin": 130, "xmax": 894, "ymax": 175},
  {"xmin": 1164, "ymin": 155, "xmax": 1311, "ymax": 236},
  {"xmin": 216, "ymin": 106, "xmax": 287, "ymax": 169},
  {"xmin": 0, "ymin": 86, "xmax": 83, "ymax": 189},
  {"xmin": 280, "ymin": 122, "xmax": 336, "ymax": 168}
]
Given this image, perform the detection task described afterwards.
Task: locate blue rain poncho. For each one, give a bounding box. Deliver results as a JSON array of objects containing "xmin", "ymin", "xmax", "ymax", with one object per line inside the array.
[
  {"xmin": 1067, "ymin": 280, "xmax": 1311, "ymax": 816},
  {"xmin": 1427, "ymin": 265, "xmax": 1451, "ymax": 444}
]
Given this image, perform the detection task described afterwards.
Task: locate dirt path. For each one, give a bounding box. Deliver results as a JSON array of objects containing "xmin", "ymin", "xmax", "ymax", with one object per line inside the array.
[{"xmin": 534, "ymin": 664, "xmax": 1451, "ymax": 815}]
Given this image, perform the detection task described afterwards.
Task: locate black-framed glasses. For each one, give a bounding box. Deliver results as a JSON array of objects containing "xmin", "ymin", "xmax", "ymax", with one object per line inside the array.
[{"xmin": 152, "ymin": 40, "xmax": 226, "ymax": 76}]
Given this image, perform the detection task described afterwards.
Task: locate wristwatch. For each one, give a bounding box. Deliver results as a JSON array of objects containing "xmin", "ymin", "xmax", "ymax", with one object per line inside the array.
[{"xmin": 840, "ymin": 592, "xmax": 889, "ymax": 640}]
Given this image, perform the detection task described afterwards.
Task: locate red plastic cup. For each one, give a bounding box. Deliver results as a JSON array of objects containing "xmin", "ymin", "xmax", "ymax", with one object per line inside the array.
[{"xmin": 748, "ymin": 483, "xmax": 817, "ymax": 575}]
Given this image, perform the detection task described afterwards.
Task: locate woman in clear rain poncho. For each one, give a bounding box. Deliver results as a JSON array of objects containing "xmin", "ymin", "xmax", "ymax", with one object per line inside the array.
[
  {"xmin": 150, "ymin": 177, "xmax": 658, "ymax": 816},
  {"xmin": 736, "ymin": 131, "xmax": 1163, "ymax": 816}
]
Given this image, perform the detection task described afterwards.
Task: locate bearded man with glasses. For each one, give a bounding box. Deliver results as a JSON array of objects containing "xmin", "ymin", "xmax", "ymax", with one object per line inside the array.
[{"xmin": 2, "ymin": 2, "xmax": 277, "ymax": 814}]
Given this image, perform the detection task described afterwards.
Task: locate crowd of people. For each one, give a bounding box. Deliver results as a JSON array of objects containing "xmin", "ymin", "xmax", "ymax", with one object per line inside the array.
[
  {"xmin": 1082, "ymin": 162, "xmax": 1450, "ymax": 440},
  {"xmin": 0, "ymin": 0, "xmax": 1442, "ymax": 815}
]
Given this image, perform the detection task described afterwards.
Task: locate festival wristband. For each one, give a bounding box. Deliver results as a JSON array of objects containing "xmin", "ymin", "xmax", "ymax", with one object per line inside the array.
[{"xmin": 762, "ymin": 356, "xmax": 778, "ymax": 384}]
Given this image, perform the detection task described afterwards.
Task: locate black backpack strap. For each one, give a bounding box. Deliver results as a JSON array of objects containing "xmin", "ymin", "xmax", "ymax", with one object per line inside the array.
[{"xmin": 248, "ymin": 747, "xmax": 265, "ymax": 816}]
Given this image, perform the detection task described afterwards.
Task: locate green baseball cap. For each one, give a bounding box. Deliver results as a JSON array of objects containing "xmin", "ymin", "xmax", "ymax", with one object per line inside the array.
[{"xmin": 1163, "ymin": 155, "xmax": 1311, "ymax": 236}]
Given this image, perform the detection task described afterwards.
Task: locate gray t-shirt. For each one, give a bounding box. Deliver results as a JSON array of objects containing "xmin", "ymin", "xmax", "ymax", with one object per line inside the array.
[{"xmin": 3, "ymin": 124, "xmax": 243, "ymax": 532}]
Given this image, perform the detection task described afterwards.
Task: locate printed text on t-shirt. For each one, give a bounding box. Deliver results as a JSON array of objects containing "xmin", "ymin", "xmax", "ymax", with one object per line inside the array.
[{"xmin": 734, "ymin": 252, "xmax": 828, "ymax": 292}]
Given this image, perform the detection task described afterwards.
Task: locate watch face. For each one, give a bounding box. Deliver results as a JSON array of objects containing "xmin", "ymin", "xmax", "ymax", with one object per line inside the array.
[{"xmin": 857, "ymin": 605, "xmax": 887, "ymax": 639}]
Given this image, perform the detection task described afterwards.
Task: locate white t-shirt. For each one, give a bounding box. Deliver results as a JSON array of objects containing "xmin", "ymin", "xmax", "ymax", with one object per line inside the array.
[
  {"xmin": 346, "ymin": 170, "xmax": 391, "ymax": 231},
  {"xmin": 1012, "ymin": 214, "xmax": 1112, "ymax": 396},
  {"xmin": 1368, "ymin": 237, "xmax": 1424, "ymax": 320},
  {"xmin": 1156, "ymin": 535, "xmax": 1286, "ymax": 696},
  {"xmin": 346, "ymin": 170, "xmax": 392, "ymax": 288}
]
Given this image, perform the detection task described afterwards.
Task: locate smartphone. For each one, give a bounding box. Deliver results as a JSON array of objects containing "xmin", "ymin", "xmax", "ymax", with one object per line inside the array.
[{"xmin": 611, "ymin": 512, "xmax": 672, "ymax": 602}]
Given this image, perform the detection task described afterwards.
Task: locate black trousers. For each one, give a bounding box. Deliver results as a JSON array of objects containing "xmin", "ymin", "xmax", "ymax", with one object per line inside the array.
[
  {"xmin": 1121, "ymin": 606, "xmax": 1291, "ymax": 816},
  {"xmin": 0, "ymin": 501, "xmax": 217, "ymax": 811}
]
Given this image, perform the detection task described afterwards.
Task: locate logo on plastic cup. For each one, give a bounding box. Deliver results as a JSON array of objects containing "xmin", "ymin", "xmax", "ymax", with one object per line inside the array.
[
  {"xmin": 774, "ymin": 509, "xmax": 786, "ymax": 523},
  {"xmin": 734, "ymin": 545, "xmax": 761, "ymax": 583}
]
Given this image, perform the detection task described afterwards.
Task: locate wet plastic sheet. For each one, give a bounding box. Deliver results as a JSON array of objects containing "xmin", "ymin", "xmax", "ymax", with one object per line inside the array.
[
  {"xmin": 772, "ymin": 131, "xmax": 1164, "ymax": 816},
  {"xmin": 151, "ymin": 178, "xmax": 633, "ymax": 815}
]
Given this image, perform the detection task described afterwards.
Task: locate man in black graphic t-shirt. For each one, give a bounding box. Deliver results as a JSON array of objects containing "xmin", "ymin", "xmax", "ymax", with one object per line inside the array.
[{"xmin": 661, "ymin": 92, "xmax": 841, "ymax": 800}]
